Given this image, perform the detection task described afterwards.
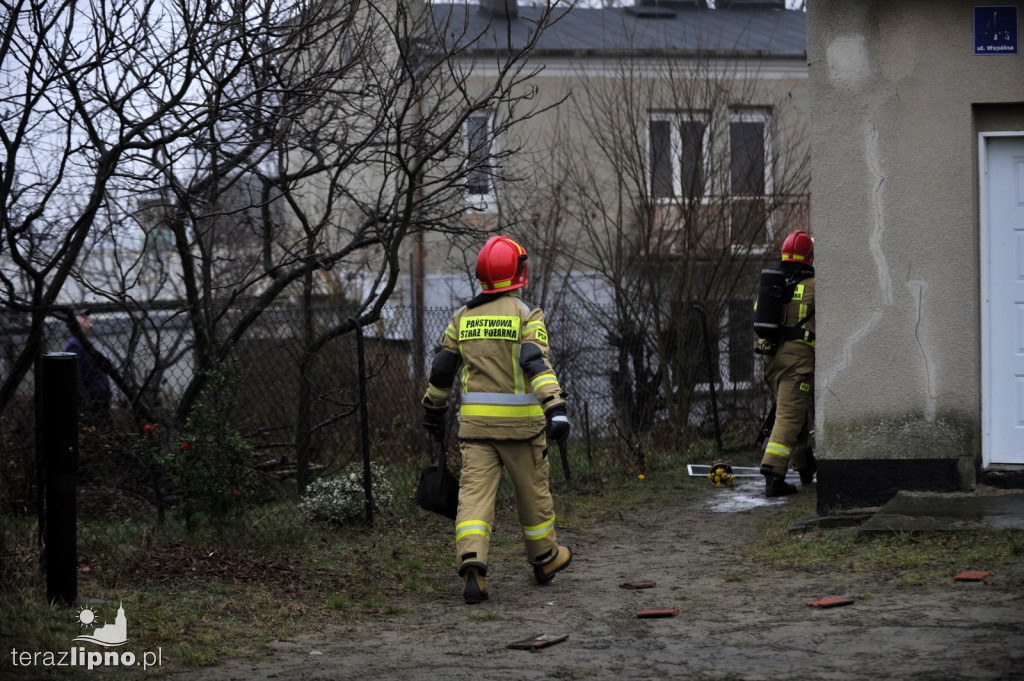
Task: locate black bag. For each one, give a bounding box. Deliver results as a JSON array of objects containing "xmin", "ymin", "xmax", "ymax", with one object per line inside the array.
[{"xmin": 415, "ymin": 442, "xmax": 459, "ymax": 520}]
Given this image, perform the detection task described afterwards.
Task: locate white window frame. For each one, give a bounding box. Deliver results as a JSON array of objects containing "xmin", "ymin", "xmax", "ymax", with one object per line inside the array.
[
  {"xmin": 465, "ymin": 111, "xmax": 498, "ymax": 213},
  {"xmin": 648, "ymin": 111, "xmax": 711, "ymax": 201}
]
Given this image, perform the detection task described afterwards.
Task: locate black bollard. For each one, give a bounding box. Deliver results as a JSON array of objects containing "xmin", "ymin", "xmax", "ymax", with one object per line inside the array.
[{"xmin": 42, "ymin": 352, "xmax": 79, "ymax": 605}]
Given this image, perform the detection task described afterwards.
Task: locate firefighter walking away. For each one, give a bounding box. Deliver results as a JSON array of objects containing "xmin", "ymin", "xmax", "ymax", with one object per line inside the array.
[
  {"xmin": 753, "ymin": 230, "xmax": 816, "ymax": 497},
  {"xmin": 421, "ymin": 236, "xmax": 572, "ymax": 604}
]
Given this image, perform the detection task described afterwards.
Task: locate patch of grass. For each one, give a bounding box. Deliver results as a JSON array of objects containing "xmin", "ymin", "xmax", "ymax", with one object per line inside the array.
[
  {"xmin": 466, "ymin": 610, "xmax": 501, "ymax": 621},
  {"xmin": 0, "ymin": 580, "xmax": 304, "ymax": 679},
  {"xmin": 401, "ymin": 576, "xmax": 446, "ymax": 594},
  {"xmin": 898, "ymin": 575, "xmax": 926, "ymax": 586},
  {"xmin": 325, "ymin": 593, "xmax": 351, "ymax": 611},
  {"xmin": 1, "ymin": 506, "xmax": 456, "ymax": 677},
  {"xmin": 744, "ymin": 492, "xmax": 1024, "ymax": 586}
]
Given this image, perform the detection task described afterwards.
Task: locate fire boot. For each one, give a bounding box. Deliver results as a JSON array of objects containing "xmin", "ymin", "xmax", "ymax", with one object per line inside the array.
[
  {"xmin": 533, "ymin": 545, "xmax": 572, "ymax": 585},
  {"xmin": 761, "ymin": 466, "xmax": 797, "ymax": 498},
  {"xmin": 460, "ymin": 562, "xmax": 488, "ymax": 605},
  {"xmin": 798, "ymin": 450, "xmax": 817, "ymax": 485}
]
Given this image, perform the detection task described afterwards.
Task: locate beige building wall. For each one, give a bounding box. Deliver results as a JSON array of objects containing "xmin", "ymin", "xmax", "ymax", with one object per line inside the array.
[
  {"xmin": 420, "ymin": 57, "xmax": 810, "ymax": 293},
  {"xmin": 808, "ymin": 0, "xmax": 1024, "ymax": 508}
]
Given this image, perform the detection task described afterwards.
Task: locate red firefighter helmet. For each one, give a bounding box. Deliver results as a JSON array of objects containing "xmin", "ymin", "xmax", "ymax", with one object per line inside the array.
[
  {"xmin": 780, "ymin": 230, "xmax": 814, "ymax": 264},
  {"xmin": 476, "ymin": 236, "xmax": 528, "ymax": 293}
]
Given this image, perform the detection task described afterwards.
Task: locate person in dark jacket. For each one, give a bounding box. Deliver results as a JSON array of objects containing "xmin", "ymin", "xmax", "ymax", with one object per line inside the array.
[{"xmin": 64, "ymin": 309, "xmax": 112, "ymax": 421}]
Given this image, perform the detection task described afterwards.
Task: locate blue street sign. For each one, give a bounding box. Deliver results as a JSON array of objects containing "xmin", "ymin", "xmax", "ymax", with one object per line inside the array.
[{"xmin": 974, "ymin": 6, "xmax": 1019, "ymax": 55}]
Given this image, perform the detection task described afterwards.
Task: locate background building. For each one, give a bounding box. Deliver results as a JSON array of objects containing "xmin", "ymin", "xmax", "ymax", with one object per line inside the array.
[{"xmin": 412, "ymin": 0, "xmax": 809, "ymax": 432}]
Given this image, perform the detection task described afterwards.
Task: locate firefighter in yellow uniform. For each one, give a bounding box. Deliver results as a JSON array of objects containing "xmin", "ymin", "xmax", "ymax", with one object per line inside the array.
[
  {"xmin": 757, "ymin": 230, "xmax": 816, "ymax": 497},
  {"xmin": 422, "ymin": 236, "xmax": 572, "ymax": 604}
]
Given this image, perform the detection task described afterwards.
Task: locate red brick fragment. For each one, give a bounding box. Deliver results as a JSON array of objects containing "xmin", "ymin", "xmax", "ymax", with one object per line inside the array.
[
  {"xmin": 636, "ymin": 608, "xmax": 679, "ymax": 618},
  {"xmin": 807, "ymin": 597, "xmax": 855, "ymax": 608}
]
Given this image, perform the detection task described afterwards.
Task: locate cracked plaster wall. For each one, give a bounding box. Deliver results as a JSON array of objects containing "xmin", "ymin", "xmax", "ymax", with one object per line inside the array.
[{"xmin": 807, "ymin": 1, "xmax": 1024, "ymax": 475}]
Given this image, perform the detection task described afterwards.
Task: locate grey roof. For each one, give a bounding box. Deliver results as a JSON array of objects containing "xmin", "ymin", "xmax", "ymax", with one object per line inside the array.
[{"xmin": 428, "ymin": 3, "xmax": 806, "ymax": 59}]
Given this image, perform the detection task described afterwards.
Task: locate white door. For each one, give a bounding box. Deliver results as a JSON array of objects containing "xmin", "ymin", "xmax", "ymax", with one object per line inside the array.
[{"xmin": 984, "ymin": 134, "xmax": 1024, "ymax": 466}]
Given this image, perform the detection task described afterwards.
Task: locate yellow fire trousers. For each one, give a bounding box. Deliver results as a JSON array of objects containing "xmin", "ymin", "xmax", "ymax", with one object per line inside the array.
[
  {"xmin": 455, "ymin": 434, "xmax": 559, "ymax": 572},
  {"xmin": 760, "ymin": 343, "xmax": 814, "ymax": 478}
]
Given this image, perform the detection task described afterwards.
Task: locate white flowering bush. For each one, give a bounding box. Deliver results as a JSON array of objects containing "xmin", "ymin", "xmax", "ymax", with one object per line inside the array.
[{"xmin": 298, "ymin": 463, "xmax": 394, "ymax": 524}]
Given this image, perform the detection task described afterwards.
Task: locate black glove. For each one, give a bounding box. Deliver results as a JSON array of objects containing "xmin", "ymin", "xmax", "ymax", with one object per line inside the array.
[
  {"xmin": 422, "ymin": 407, "xmax": 447, "ymax": 442},
  {"xmin": 545, "ymin": 404, "xmax": 570, "ymax": 443}
]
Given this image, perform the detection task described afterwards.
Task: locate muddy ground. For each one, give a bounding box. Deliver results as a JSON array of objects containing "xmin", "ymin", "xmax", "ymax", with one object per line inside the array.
[{"xmin": 167, "ymin": 479, "xmax": 1024, "ymax": 681}]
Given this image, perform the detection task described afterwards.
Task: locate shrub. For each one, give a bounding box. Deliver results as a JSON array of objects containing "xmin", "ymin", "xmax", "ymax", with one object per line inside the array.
[
  {"xmin": 142, "ymin": 360, "xmax": 256, "ymax": 530},
  {"xmin": 298, "ymin": 462, "xmax": 393, "ymax": 524}
]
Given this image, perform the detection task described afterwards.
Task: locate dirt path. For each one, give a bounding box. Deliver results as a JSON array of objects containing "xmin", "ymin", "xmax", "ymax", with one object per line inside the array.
[{"xmin": 168, "ymin": 480, "xmax": 1024, "ymax": 681}]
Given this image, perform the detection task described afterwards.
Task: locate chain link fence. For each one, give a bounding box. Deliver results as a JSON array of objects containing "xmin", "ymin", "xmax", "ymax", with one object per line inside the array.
[{"xmin": 0, "ymin": 302, "xmax": 769, "ymax": 589}]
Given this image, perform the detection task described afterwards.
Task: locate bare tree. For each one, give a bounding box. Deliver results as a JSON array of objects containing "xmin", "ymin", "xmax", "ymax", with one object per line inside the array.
[
  {"xmin": 1, "ymin": 0, "xmax": 566, "ymax": 482},
  {"xmin": 511, "ymin": 36, "xmax": 810, "ymax": 444}
]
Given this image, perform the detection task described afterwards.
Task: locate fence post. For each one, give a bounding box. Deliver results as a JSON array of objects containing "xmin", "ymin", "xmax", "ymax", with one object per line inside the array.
[
  {"xmin": 41, "ymin": 352, "xmax": 78, "ymax": 605},
  {"xmin": 584, "ymin": 401, "xmax": 593, "ymax": 470},
  {"xmin": 349, "ymin": 317, "xmax": 373, "ymax": 526}
]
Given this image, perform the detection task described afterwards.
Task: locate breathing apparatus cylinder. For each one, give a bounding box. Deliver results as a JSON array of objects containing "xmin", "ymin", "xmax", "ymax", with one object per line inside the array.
[{"xmin": 753, "ymin": 266, "xmax": 788, "ymax": 342}]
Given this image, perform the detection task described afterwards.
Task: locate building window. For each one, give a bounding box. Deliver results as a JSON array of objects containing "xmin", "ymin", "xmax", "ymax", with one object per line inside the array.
[
  {"xmin": 465, "ymin": 112, "xmax": 496, "ymax": 208},
  {"xmin": 729, "ymin": 109, "xmax": 771, "ymax": 248},
  {"xmin": 649, "ymin": 113, "xmax": 708, "ymax": 199}
]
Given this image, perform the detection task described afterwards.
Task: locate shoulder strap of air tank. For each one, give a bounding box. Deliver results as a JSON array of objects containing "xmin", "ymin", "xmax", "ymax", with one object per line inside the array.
[
  {"xmin": 782, "ymin": 309, "xmax": 815, "ymax": 342},
  {"xmin": 465, "ymin": 292, "xmax": 502, "ymax": 309}
]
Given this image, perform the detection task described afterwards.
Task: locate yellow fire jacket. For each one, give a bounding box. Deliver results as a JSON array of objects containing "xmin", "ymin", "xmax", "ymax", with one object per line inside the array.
[
  {"xmin": 781, "ymin": 276, "xmax": 815, "ymax": 353},
  {"xmin": 422, "ymin": 291, "xmax": 566, "ymax": 440}
]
